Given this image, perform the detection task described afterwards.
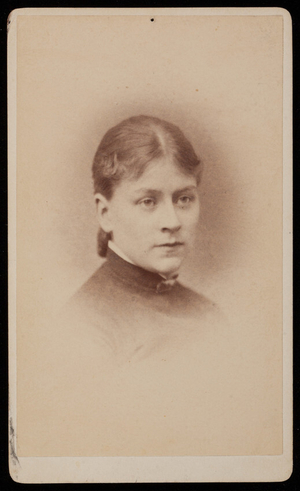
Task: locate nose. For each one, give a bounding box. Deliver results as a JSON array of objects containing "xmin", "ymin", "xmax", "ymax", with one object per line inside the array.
[{"xmin": 160, "ymin": 202, "xmax": 181, "ymax": 232}]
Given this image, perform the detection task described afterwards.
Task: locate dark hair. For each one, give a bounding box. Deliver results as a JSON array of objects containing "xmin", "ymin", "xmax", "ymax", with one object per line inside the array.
[{"xmin": 92, "ymin": 115, "xmax": 202, "ymax": 257}]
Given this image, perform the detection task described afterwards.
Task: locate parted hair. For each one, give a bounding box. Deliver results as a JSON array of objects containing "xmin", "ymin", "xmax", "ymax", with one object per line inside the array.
[{"xmin": 92, "ymin": 115, "xmax": 202, "ymax": 257}]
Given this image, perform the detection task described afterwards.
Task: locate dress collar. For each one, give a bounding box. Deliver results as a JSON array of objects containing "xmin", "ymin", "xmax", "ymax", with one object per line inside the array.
[
  {"xmin": 105, "ymin": 248, "xmax": 178, "ymax": 293},
  {"xmin": 108, "ymin": 240, "xmax": 135, "ymax": 266}
]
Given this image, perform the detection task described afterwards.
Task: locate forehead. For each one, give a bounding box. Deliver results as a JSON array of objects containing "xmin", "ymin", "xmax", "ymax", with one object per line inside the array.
[{"xmin": 124, "ymin": 157, "xmax": 197, "ymax": 191}]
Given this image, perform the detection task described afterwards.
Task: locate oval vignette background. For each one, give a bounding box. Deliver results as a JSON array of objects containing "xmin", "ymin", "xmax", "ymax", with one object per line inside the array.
[{"xmin": 55, "ymin": 100, "xmax": 242, "ymax": 306}]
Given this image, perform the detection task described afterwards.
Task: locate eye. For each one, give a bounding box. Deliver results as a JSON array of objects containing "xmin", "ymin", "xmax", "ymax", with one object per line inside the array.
[
  {"xmin": 139, "ymin": 198, "xmax": 156, "ymax": 208},
  {"xmin": 177, "ymin": 195, "xmax": 193, "ymax": 206}
]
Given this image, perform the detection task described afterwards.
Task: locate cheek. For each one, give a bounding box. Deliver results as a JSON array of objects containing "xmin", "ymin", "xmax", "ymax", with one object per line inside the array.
[
  {"xmin": 112, "ymin": 206, "xmax": 148, "ymax": 237},
  {"xmin": 186, "ymin": 221, "xmax": 198, "ymax": 237},
  {"xmin": 110, "ymin": 202, "xmax": 131, "ymax": 226},
  {"xmin": 182, "ymin": 208, "xmax": 200, "ymax": 230}
]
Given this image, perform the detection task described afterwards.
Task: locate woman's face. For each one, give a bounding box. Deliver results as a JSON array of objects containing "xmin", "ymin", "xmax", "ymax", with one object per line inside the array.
[{"xmin": 97, "ymin": 158, "xmax": 200, "ymax": 278}]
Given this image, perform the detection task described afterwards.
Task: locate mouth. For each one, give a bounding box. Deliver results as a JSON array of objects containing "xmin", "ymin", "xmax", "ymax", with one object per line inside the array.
[{"xmin": 156, "ymin": 242, "xmax": 184, "ymax": 248}]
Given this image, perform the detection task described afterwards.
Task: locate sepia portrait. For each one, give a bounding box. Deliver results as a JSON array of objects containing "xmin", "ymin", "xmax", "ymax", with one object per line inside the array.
[{"xmin": 8, "ymin": 8, "xmax": 292, "ymax": 483}]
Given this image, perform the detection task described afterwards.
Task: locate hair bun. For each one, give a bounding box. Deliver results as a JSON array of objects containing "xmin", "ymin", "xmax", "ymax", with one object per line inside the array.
[{"xmin": 97, "ymin": 227, "xmax": 111, "ymax": 257}]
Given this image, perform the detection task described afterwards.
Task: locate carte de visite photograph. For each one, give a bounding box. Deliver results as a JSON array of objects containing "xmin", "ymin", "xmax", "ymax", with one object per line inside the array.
[{"xmin": 8, "ymin": 7, "xmax": 292, "ymax": 484}]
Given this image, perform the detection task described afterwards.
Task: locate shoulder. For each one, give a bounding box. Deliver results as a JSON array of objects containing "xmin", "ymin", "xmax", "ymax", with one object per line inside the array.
[
  {"xmin": 60, "ymin": 264, "xmax": 221, "ymax": 327},
  {"xmin": 144, "ymin": 278, "xmax": 220, "ymax": 320},
  {"xmin": 171, "ymin": 281, "xmax": 218, "ymax": 316},
  {"xmin": 59, "ymin": 263, "xmax": 112, "ymax": 324},
  {"xmin": 175, "ymin": 281, "xmax": 214, "ymax": 304}
]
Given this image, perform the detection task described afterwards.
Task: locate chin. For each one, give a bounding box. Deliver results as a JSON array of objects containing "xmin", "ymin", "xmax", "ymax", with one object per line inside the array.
[{"xmin": 154, "ymin": 257, "xmax": 183, "ymax": 277}]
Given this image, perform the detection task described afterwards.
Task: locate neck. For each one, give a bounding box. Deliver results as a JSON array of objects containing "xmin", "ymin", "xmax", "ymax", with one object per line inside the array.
[{"xmin": 107, "ymin": 241, "xmax": 178, "ymax": 280}]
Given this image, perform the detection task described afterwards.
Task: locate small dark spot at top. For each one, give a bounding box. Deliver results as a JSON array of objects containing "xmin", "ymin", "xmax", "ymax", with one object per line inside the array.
[{"xmin": 151, "ymin": 18, "xmax": 154, "ymax": 22}]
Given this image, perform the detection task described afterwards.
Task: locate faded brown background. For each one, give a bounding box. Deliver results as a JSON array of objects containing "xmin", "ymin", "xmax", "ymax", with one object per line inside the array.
[{"xmin": 14, "ymin": 13, "xmax": 284, "ymax": 458}]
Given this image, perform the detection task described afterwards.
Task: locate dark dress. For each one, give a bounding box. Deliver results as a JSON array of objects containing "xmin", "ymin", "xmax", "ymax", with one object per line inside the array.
[{"xmin": 61, "ymin": 248, "xmax": 218, "ymax": 362}]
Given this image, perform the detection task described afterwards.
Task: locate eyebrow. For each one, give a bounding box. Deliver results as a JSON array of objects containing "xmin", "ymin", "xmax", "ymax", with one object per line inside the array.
[
  {"xmin": 173, "ymin": 186, "xmax": 198, "ymax": 194},
  {"xmin": 133, "ymin": 186, "xmax": 198, "ymax": 195},
  {"xmin": 132, "ymin": 188, "xmax": 161, "ymax": 195}
]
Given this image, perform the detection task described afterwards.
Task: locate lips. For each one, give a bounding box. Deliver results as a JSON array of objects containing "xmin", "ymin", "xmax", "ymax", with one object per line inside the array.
[{"xmin": 156, "ymin": 242, "xmax": 184, "ymax": 247}]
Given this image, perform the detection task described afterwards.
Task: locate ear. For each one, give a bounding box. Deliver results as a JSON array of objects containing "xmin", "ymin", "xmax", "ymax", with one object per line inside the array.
[{"xmin": 94, "ymin": 193, "xmax": 113, "ymax": 233}]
